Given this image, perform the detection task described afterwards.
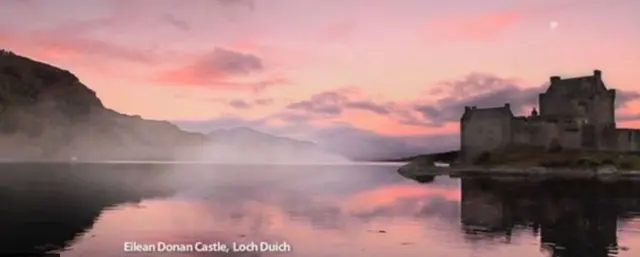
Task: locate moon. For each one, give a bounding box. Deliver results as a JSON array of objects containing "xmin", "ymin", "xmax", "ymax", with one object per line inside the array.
[{"xmin": 550, "ymin": 21, "xmax": 559, "ymax": 30}]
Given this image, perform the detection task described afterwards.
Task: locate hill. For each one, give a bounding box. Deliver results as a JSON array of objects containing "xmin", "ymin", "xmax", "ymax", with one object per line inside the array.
[
  {"xmin": 202, "ymin": 127, "xmax": 348, "ymax": 163},
  {"xmin": 0, "ymin": 50, "xmax": 208, "ymax": 160},
  {"xmin": 0, "ymin": 50, "xmax": 345, "ymax": 162}
]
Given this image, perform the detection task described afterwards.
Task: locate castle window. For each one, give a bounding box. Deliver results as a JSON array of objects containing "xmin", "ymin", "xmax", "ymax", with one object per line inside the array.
[{"xmin": 576, "ymin": 102, "xmax": 588, "ymax": 115}]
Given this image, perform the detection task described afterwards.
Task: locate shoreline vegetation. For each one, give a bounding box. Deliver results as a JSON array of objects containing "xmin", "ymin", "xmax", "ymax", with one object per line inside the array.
[{"xmin": 397, "ymin": 148, "xmax": 640, "ymax": 182}]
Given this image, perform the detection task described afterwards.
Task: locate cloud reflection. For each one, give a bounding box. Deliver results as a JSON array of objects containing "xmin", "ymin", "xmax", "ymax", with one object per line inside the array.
[{"xmin": 64, "ymin": 165, "xmax": 464, "ymax": 257}]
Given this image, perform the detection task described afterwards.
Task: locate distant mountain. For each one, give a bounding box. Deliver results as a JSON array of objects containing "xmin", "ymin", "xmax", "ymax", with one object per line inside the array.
[
  {"xmin": 309, "ymin": 127, "xmax": 434, "ymax": 161},
  {"xmin": 199, "ymin": 127, "xmax": 348, "ymax": 163}
]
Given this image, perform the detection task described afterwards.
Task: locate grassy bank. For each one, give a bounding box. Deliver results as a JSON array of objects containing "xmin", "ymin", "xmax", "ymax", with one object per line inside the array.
[{"xmin": 397, "ymin": 148, "xmax": 640, "ymax": 183}]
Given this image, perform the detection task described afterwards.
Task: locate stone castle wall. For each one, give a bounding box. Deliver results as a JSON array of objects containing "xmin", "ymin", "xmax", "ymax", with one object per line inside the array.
[
  {"xmin": 460, "ymin": 105, "xmax": 512, "ymax": 162},
  {"xmin": 460, "ymin": 70, "xmax": 640, "ymax": 163}
]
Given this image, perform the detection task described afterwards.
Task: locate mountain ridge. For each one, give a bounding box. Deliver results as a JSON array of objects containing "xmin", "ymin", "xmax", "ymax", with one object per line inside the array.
[
  {"xmin": 0, "ymin": 50, "xmax": 345, "ymax": 163},
  {"xmin": 204, "ymin": 127, "xmax": 347, "ymax": 163}
]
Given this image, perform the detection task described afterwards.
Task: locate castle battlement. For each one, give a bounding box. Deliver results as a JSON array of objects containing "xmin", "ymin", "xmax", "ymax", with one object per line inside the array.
[{"xmin": 460, "ymin": 70, "xmax": 639, "ymax": 163}]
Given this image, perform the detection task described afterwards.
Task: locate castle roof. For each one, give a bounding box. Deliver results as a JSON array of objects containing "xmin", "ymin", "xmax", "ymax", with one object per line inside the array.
[
  {"xmin": 461, "ymin": 104, "xmax": 513, "ymax": 121},
  {"xmin": 544, "ymin": 70, "xmax": 605, "ymax": 95}
]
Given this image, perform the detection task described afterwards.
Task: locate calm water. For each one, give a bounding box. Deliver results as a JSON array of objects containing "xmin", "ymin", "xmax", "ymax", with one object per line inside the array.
[{"xmin": 1, "ymin": 163, "xmax": 640, "ymax": 257}]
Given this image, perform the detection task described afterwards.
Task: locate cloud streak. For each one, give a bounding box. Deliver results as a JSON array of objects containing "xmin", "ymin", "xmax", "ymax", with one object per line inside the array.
[
  {"xmin": 227, "ymin": 98, "xmax": 273, "ymax": 109},
  {"xmin": 0, "ymin": 23, "xmax": 157, "ymax": 63},
  {"xmin": 162, "ymin": 14, "xmax": 191, "ymax": 31},
  {"xmin": 412, "ymin": 73, "xmax": 542, "ymax": 126},
  {"xmin": 280, "ymin": 75, "xmax": 542, "ymax": 128},
  {"xmin": 425, "ymin": 11, "xmax": 520, "ymax": 42},
  {"xmin": 423, "ymin": 0, "xmax": 637, "ymax": 43},
  {"xmin": 154, "ymin": 48, "xmax": 288, "ymax": 91},
  {"xmin": 286, "ymin": 90, "xmax": 395, "ymax": 118},
  {"xmin": 164, "ymin": 47, "xmax": 263, "ymax": 81},
  {"xmin": 215, "ymin": 0, "xmax": 255, "ymax": 10}
]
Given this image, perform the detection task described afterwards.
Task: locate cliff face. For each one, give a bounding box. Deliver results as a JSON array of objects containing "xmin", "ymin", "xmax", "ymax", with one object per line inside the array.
[{"xmin": 0, "ymin": 51, "xmax": 205, "ymax": 160}]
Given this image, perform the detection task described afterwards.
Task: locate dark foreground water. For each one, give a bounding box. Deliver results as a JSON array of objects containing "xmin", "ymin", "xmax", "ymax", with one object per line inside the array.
[{"xmin": 1, "ymin": 163, "xmax": 640, "ymax": 257}]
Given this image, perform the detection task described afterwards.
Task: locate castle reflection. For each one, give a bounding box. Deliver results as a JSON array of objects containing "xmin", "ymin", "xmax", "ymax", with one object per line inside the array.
[{"xmin": 460, "ymin": 178, "xmax": 640, "ymax": 257}]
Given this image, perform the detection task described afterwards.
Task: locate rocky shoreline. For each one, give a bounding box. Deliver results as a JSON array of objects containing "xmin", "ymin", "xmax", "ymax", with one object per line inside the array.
[{"xmin": 397, "ymin": 161, "xmax": 640, "ymax": 182}]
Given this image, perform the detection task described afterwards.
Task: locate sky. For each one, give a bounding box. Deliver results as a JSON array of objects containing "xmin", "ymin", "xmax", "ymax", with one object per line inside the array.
[{"xmin": 1, "ymin": 0, "xmax": 639, "ymax": 157}]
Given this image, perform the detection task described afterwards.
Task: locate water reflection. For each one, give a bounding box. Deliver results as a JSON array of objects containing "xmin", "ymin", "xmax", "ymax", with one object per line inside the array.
[
  {"xmin": 460, "ymin": 178, "xmax": 640, "ymax": 257},
  {"xmin": 0, "ymin": 163, "xmax": 177, "ymax": 255},
  {"xmin": 43, "ymin": 164, "xmax": 466, "ymax": 257},
  {"xmin": 2, "ymin": 164, "xmax": 640, "ymax": 257}
]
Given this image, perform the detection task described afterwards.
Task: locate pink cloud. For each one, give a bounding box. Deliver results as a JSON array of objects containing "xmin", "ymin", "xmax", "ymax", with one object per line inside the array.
[
  {"xmin": 319, "ymin": 20, "xmax": 357, "ymax": 42},
  {"xmin": 424, "ymin": 10, "xmax": 521, "ymax": 42},
  {"xmin": 154, "ymin": 48, "xmax": 261, "ymax": 83},
  {"xmin": 421, "ymin": 0, "xmax": 624, "ymax": 42},
  {"xmin": 0, "ymin": 19, "xmax": 157, "ymax": 64},
  {"xmin": 153, "ymin": 48, "xmax": 289, "ymax": 91},
  {"xmin": 345, "ymin": 184, "xmax": 460, "ymax": 213},
  {"xmin": 231, "ymin": 37, "xmax": 266, "ymax": 52}
]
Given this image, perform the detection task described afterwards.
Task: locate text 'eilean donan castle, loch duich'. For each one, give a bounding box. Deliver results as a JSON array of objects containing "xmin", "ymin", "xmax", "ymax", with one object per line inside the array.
[{"xmin": 461, "ymin": 70, "xmax": 640, "ymax": 162}]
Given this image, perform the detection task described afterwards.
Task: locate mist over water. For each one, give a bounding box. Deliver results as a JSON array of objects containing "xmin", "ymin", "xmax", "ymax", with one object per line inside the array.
[
  {"xmin": 4, "ymin": 163, "xmax": 640, "ymax": 257},
  {"xmin": 183, "ymin": 127, "xmax": 352, "ymax": 164},
  {"xmin": 182, "ymin": 141, "xmax": 350, "ymax": 164}
]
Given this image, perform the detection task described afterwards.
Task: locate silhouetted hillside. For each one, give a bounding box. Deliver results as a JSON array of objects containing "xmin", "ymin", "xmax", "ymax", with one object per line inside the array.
[
  {"xmin": 0, "ymin": 51, "xmax": 346, "ymax": 162},
  {"xmin": 0, "ymin": 50, "xmax": 208, "ymax": 161}
]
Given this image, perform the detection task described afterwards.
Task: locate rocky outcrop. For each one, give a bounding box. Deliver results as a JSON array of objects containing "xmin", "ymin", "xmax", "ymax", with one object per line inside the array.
[{"xmin": 397, "ymin": 158, "xmax": 443, "ymax": 182}]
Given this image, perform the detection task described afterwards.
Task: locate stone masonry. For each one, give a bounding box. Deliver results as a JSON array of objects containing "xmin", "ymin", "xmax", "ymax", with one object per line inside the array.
[{"xmin": 460, "ymin": 70, "xmax": 640, "ymax": 162}]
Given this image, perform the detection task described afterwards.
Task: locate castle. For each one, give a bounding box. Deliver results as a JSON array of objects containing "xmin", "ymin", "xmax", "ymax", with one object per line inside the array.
[{"xmin": 460, "ymin": 70, "xmax": 640, "ymax": 162}]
